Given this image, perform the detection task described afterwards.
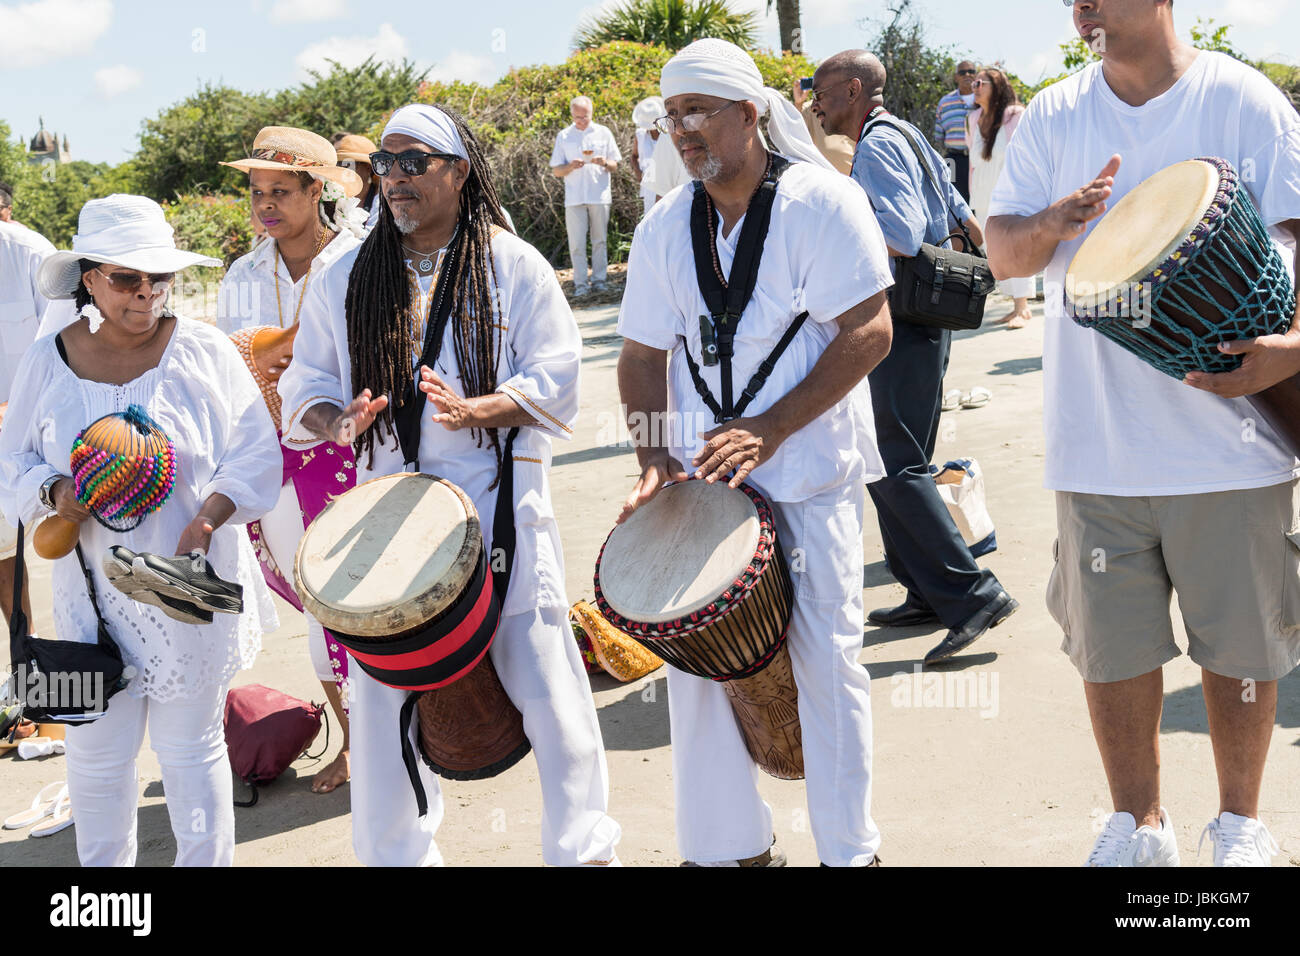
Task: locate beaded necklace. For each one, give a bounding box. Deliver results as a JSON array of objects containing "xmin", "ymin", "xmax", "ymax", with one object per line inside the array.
[
  {"xmin": 702, "ymin": 151, "xmax": 774, "ymax": 290},
  {"xmin": 274, "ymin": 227, "xmax": 332, "ymax": 328}
]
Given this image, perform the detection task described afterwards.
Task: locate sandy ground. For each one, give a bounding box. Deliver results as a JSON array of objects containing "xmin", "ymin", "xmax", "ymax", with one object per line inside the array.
[{"xmin": 3, "ymin": 293, "xmax": 1298, "ymax": 867}]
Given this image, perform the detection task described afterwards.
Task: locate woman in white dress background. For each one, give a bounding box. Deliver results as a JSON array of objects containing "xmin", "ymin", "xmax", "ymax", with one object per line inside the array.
[
  {"xmin": 967, "ymin": 67, "xmax": 1034, "ymax": 329},
  {"xmin": 0, "ymin": 195, "xmax": 281, "ymax": 866},
  {"xmin": 216, "ymin": 126, "xmax": 364, "ymax": 794}
]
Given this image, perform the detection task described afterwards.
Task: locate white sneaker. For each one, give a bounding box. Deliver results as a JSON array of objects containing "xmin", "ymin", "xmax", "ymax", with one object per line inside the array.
[
  {"xmin": 1198, "ymin": 812, "xmax": 1279, "ymax": 867},
  {"xmin": 1085, "ymin": 808, "xmax": 1181, "ymax": 867}
]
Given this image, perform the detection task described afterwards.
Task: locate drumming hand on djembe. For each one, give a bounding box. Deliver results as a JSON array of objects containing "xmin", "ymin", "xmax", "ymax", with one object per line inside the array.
[
  {"xmin": 419, "ymin": 367, "xmax": 474, "ymax": 430},
  {"xmin": 618, "ymin": 452, "xmax": 688, "ymax": 525},
  {"xmin": 332, "ymin": 389, "xmax": 390, "ymax": 444},
  {"xmin": 1184, "ymin": 332, "xmax": 1300, "ymax": 399},
  {"xmin": 694, "ymin": 414, "xmax": 789, "ymax": 489}
]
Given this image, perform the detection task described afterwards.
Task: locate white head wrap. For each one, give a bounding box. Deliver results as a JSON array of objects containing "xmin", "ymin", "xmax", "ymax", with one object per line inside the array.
[
  {"xmin": 632, "ymin": 96, "xmax": 664, "ymax": 130},
  {"xmin": 317, "ymin": 178, "xmax": 369, "ymax": 239},
  {"xmin": 660, "ymin": 39, "xmax": 833, "ymax": 171},
  {"xmin": 381, "ymin": 104, "xmax": 469, "ymax": 160}
]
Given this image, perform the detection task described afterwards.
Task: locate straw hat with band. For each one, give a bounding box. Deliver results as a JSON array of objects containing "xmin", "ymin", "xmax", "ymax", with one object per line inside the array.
[
  {"xmin": 221, "ymin": 126, "xmax": 363, "ymax": 197},
  {"xmin": 37, "ymin": 194, "xmax": 219, "ymax": 307}
]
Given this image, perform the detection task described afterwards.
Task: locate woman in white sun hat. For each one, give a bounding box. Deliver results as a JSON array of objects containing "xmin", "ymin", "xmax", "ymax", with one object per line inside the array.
[
  {"xmin": 0, "ymin": 194, "xmax": 282, "ymax": 866},
  {"xmin": 215, "ymin": 126, "xmax": 364, "ymax": 794}
]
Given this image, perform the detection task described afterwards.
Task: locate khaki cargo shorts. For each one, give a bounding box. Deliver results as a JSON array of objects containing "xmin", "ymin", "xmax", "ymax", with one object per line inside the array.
[
  {"xmin": 0, "ymin": 514, "xmax": 15, "ymax": 562},
  {"xmin": 1047, "ymin": 479, "xmax": 1300, "ymax": 683}
]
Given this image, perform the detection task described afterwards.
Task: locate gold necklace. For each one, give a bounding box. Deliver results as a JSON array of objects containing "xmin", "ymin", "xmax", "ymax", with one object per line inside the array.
[{"xmin": 274, "ymin": 228, "xmax": 332, "ymax": 328}]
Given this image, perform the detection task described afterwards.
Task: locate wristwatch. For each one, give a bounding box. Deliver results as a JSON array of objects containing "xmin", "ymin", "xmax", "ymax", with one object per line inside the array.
[{"xmin": 38, "ymin": 474, "xmax": 61, "ymax": 512}]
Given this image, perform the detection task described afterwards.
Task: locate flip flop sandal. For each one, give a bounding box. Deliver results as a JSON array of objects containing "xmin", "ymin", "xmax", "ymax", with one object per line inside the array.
[
  {"xmin": 104, "ymin": 547, "xmax": 214, "ymax": 625},
  {"xmin": 29, "ymin": 792, "xmax": 73, "ymax": 838},
  {"xmin": 941, "ymin": 388, "xmax": 963, "ymax": 413},
  {"xmin": 961, "ymin": 386, "xmax": 992, "ymax": 409},
  {"xmin": 3, "ymin": 781, "xmax": 67, "ymax": 829},
  {"xmin": 130, "ymin": 552, "xmax": 243, "ymax": 615}
]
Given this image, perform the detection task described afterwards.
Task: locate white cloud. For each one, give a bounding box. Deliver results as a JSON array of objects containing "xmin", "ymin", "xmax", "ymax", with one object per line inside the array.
[
  {"xmin": 294, "ymin": 22, "xmax": 409, "ymax": 77},
  {"xmin": 427, "ymin": 50, "xmax": 499, "ymax": 86},
  {"xmin": 1221, "ymin": 0, "xmax": 1290, "ymax": 28},
  {"xmin": 0, "ymin": 0, "xmax": 112, "ymax": 70},
  {"xmin": 270, "ymin": 0, "xmax": 346, "ymax": 24},
  {"xmin": 94, "ymin": 63, "xmax": 141, "ymax": 97}
]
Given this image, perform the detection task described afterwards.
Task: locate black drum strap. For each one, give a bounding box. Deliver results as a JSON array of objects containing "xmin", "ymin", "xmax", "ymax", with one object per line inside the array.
[
  {"xmin": 685, "ymin": 154, "xmax": 806, "ymax": 424},
  {"xmin": 395, "ymin": 238, "xmax": 460, "ymax": 469}
]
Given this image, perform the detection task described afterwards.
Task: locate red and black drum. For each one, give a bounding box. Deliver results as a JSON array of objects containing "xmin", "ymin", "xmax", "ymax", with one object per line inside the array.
[{"xmin": 295, "ymin": 473, "xmax": 529, "ymax": 786}]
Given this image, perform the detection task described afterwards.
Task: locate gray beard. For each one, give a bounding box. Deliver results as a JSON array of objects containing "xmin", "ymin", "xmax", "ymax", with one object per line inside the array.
[
  {"xmin": 691, "ymin": 154, "xmax": 724, "ymax": 182},
  {"xmin": 393, "ymin": 209, "xmax": 420, "ymax": 234}
]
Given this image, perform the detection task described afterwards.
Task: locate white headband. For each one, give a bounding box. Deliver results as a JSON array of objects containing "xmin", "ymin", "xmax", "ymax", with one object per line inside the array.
[
  {"xmin": 381, "ymin": 104, "xmax": 468, "ymax": 160},
  {"xmin": 660, "ymin": 39, "xmax": 833, "ymax": 171}
]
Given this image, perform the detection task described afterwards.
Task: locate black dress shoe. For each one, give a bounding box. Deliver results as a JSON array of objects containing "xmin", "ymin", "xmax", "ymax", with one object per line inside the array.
[
  {"xmin": 867, "ymin": 603, "xmax": 940, "ymax": 628},
  {"xmin": 924, "ymin": 591, "xmax": 1018, "ymax": 664}
]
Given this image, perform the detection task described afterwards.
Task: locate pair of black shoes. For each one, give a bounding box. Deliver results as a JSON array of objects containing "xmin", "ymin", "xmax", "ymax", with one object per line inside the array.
[
  {"xmin": 103, "ymin": 547, "xmax": 244, "ymax": 626},
  {"xmin": 868, "ymin": 591, "xmax": 1019, "ymax": 664}
]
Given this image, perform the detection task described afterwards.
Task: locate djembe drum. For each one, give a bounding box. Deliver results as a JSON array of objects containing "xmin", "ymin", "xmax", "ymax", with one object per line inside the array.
[
  {"xmin": 594, "ymin": 479, "xmax": 803, "ymax": 780},
  {"xmin": 1065, "ymin": 157, "xmax": 1300, "ymax": 454},
  {"xmin": 32, "ymin": 404, "xmax": 177, "ymax": 559},
  {"xmin": 294, "ymin": 473, "xmax": 529, "ymax": 784}
]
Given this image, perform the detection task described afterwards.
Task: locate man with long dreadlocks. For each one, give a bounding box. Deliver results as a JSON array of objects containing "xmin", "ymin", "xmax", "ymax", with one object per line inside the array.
[{"xmin": 279, "ymin": 104, "xmax": 621, "ymax": 866}]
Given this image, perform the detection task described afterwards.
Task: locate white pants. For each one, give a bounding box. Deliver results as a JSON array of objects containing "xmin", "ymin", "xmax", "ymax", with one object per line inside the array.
[
  {"xmin": 564, "ymin": 203, "xmax": 609, "ymax": 290},
  {"xmin": 64, "ymin": 682, "xmax": 234, "ymax": 866},
  {"xmin": 667, "ymin": 480, "xmax": 880, "ymax": 866},
  {"xmin": 998, "ymin": 274, "xmax": 1035, "ymax": 300},
  {"xmin": 350, "ymin": 604, "xmax": 621, "ymax": 866},
  {"xmin": 258, "ymin": 478, "xmax": 335, "ymax": 683}
]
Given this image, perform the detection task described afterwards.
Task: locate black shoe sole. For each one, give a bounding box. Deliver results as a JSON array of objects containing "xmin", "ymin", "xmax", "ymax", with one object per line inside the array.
[
  {"xmin": 924, "ymin": 597, "xmax": 1019, "ymax": 664},
  {"xmin": 866, "ymin": 608, "xmax": 940, "ymax": 628}
]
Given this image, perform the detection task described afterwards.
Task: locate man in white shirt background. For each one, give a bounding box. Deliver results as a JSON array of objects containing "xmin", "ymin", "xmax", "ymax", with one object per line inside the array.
[
  {"xmin": 0, "ymin": 180, "xmax": 55, "ymax": 630},
  {"xmin": 987, "ymin": 0, "xmax": 1300, "ymax": 867},
  {"xmin": 549, "ymin": 95, "xmax": 621, "ymax": 295}
]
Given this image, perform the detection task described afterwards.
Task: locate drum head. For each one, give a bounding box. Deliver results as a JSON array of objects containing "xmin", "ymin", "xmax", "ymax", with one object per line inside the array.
[
  {"xmin": 1067, "ymin": 159, "xmax": 1220, "ymax": 301},
  {"xmin": 295, "ymin": 473, "xmax": 480, "ymax": 638},
  {"xmin": 598, "ymin": 480, "xmax": 762, "ymax": 624}
]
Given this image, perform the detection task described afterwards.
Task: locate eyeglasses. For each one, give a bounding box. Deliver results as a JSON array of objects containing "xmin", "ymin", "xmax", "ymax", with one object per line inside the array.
[
  {"xmin": 957, "ymin": 69, "xmax": 978, "ymax": 77},
  {"xmin": 94, "ymin": 267, "xmax": 175, "ymax": 293},
  {"xmin": 809, "ymin": 77, "xmax": 853, "ymax": 104},
  {"xmin": 368, "ymin": 150, "xmax": 462, "ymax": 177},
  {"xmin": 654, "ymin": 100, "xmax": 740, "ymax": 136}
]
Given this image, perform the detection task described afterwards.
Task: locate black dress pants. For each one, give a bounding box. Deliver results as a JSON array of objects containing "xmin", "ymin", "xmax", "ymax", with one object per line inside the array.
[{"xmin": 866, "ymin": 318, "xmax": 1004, "ymax": 628}]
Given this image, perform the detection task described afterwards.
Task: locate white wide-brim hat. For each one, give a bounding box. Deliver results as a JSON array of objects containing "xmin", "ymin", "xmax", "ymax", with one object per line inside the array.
[{"xmin": 37, "ymin": 194, "xmax": 220, "ymax": 301}]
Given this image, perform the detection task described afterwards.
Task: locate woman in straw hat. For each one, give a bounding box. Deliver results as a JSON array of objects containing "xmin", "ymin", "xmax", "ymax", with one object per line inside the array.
[
  {"xmin": 332, "ymin": 132, "xmax": 380, "ymax": 214},
  {"xmin": 0, "ymin": 194, "xmax": 282, "ymax": 866},
  {"xmin": 216, "ymin": 126, "xmax": 364, "ymax": 794}
]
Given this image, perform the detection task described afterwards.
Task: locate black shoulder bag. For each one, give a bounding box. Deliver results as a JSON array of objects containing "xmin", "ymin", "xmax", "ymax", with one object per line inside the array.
[
  {"xmin": 683, "ymin": 153, "xmax": 807, "ymax": 424},
  {"xmin": 8, "ymin": 521, "xmax": 128, "ymax": 728},
  {"xmin": 862, "ymin": 115, "xmax": 996, "ymax": 331}
]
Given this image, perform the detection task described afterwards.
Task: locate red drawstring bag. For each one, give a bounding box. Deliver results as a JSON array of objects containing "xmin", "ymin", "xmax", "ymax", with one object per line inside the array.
[{"xmin": 224, "ymin": 684, "xmax": 327, "ymax": 806}]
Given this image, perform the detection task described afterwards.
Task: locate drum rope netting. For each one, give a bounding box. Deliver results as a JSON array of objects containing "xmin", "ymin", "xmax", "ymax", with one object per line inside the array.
[
  {"xmin": 1069, "ymin": 157, "xmax": 1296, "ymax": 378},
  {"xmin": 70, "ymin": 404, "xmax": 178, "ymax": 532}
]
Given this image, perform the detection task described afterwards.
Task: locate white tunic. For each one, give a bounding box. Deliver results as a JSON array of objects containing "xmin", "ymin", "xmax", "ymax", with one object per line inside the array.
[
  {"xmin": 0, "ymin": 318, "xmax": 282, "ymax": 701},
  {"xmin": 617, "ymin": 159, "xmax": 893, "ymax": 502},
  {"xmin": 215, "ymin": 230, "xmax": 361, "ymax": 334},
  {"xmin": 278, "ymin": 231, "xmax": 581, "ymax": 616},
  {"xmin": 0, "ymin": 220, "xmax": 55, "ymax": 403}
]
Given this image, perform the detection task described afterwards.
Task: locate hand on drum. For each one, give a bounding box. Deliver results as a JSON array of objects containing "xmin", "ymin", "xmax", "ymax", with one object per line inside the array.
[
  {"xmin": 418, "ymin": 366, "xmax": 473, "ymax": 430},
  {"xmin": 617, "ymin": 453, "xmax": 688, "ymax": 524},
  {"xmin": 693, "ymin": 414, "xmax": 787, "ymax": 488},
  {"xmin": 334, "ymin": 389, "xmax": 389, "ymax": 444},
  {"xmin": 1047, "ymin": 154, "xmax": 1121, "ymax": 240},
  {"xmin": 1184, "ymin": 331, "xmax": 1300, "ymax": 398}
]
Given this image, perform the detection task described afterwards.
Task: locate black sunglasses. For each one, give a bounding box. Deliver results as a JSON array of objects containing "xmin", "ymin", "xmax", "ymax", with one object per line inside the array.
[
  {"xmin": 957, "ymin": 69, "xmax": 978, "ymax": 76},
  {"xmin": 368, "ymin": 150, "xmax": 462, "ymax": 177}
]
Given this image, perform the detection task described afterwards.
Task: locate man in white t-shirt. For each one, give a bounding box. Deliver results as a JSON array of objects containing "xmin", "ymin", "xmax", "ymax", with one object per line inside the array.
[
  {"xmin": 549, "ymin": 96, "xmax": 621, "ymax": 295},
  {"xmin": 987, "ymin": 0, "xmax": 1300, "ymax": 867},
  {"xmin": 0, "ymin": 182, "xmax": 54, "ymax": 632},
  {"xmin": 617, "ymin": 39, "xmax": 893, "ymax": 867}
]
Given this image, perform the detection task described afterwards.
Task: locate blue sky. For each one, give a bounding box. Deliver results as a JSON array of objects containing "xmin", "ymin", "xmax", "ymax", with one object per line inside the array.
[{"xmin": 2, "ymin": 0, "xmax": 1297, "ymax": 165}]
